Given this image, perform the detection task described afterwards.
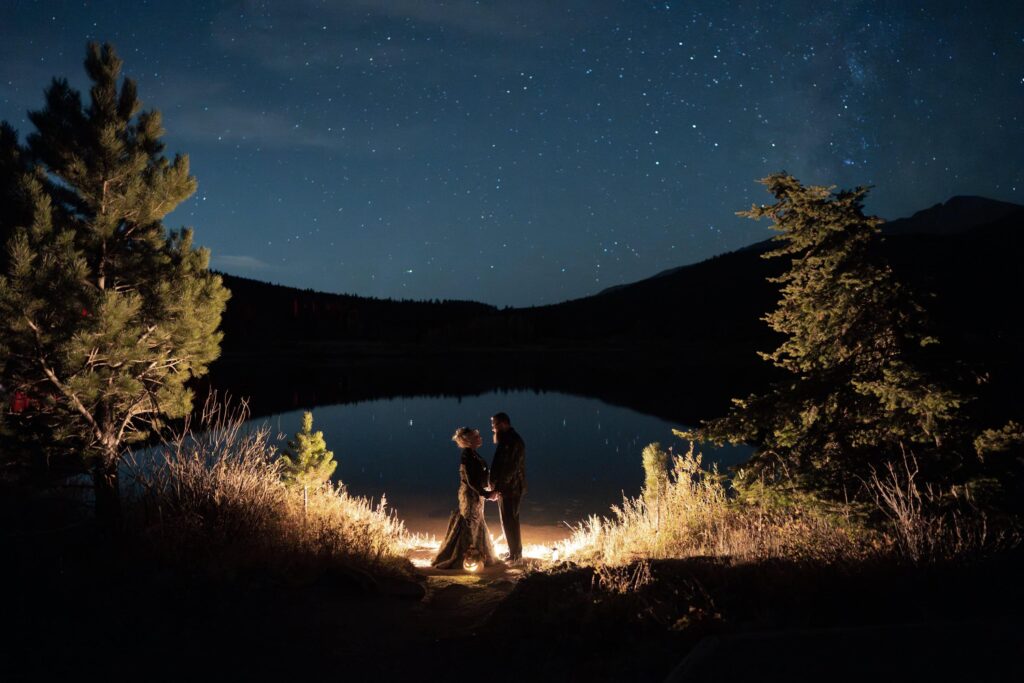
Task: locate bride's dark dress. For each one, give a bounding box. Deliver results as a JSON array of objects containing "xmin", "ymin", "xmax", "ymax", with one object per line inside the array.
[{"xmin": 431, "ymin": 448, "xmax": 498, "ymax": 569}]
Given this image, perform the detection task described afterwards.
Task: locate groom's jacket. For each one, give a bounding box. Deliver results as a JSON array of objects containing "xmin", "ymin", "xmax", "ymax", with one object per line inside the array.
[{"xmin": 491, "ymin": 428, "xmax": 526, "ymax": 497}]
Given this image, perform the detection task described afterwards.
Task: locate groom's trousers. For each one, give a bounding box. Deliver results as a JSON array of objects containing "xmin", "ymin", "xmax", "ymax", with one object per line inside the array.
[{"xmin": 499, "ymin": 493, "xmax": 522, "ymax": 561}]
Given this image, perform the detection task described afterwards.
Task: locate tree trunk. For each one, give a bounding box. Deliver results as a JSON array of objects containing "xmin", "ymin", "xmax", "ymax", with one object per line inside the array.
[{"xmin": 92, "ymin": 458, "xmax": 121, "ymax": 530}]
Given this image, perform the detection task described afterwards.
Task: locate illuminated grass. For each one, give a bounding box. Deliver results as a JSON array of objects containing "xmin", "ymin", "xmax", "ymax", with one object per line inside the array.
[
  {"xmin": 554, "ymin": 445, "xmax": 866, "ymax": 567},
  {"xmin": 127, "ymin": 398, "xmax": 413, "ymax": 581}
]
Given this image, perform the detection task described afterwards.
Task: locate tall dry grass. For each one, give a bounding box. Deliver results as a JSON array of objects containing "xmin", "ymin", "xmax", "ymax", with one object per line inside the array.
[
  {"xmin": 557, "ymin": 445, "xmax": 865, "ymax": 567},
  {"xmin": 557, "ymin": 442, "xmax": 1018, "ymax": 571},
  {"xmin": 126, "ymin": 397, "xmax": 412, "ymax": 582},
  {"xmin": 867, "ymin": 451, "xmax": 1018, "ymax": 564}
]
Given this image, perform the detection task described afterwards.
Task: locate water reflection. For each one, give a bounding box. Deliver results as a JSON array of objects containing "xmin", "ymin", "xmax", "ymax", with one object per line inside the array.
[{"xmin": 256, "ymin": 390, "xmax": 751, "ymax": 536}]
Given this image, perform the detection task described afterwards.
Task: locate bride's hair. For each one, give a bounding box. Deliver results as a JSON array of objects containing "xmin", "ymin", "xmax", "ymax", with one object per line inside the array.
[{"xmin": 452, "ymin": 426, "xmax": 479, "ymax": 447}]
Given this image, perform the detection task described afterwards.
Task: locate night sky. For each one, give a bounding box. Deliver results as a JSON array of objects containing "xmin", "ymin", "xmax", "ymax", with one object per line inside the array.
[{"xmin": 2, "ymin": 1, "xmax": 1022, "ymax": 306}]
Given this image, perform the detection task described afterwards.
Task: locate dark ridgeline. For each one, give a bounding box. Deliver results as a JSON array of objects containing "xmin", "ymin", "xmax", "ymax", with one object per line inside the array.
[
  {"xmin": 207, "ymin": 196, "xmax": 1024, "ymax": 426},
  {"xmin": 217, "ymin": 274, "xmax": 497, "ymax": 350}
]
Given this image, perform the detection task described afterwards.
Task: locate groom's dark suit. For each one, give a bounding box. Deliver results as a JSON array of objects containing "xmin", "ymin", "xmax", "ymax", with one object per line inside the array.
[{"xmin": 490, "ymin": 427, "xmax": 526, "ymax": 561}]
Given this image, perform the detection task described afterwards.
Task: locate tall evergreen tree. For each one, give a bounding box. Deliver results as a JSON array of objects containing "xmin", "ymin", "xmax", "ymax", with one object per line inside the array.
[
  {"xmin": 682, "ymin": 173, "xmax": 966, "ymax": 494},
  {"xmin": 0, "ymin": 43, "xmax": 229, "ymax": 521},
  {"xmin": 279, "ymin": 412, "xmax": 337, "ymax": 490}
]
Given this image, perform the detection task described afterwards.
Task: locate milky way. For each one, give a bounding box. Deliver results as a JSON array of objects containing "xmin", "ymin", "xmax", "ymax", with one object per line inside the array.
[{"xmin": 2, "ymin": 1, "xmax": 1022, "ymax": 305}]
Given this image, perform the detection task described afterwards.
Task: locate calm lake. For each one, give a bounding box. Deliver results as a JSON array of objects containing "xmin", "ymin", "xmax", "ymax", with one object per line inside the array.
[{"xmin": 252, "ymin": 389, "xmax": 751, "ymax": 540}]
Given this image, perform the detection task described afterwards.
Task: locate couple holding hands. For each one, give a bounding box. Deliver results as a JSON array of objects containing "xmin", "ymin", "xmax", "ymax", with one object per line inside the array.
[{"xmin": 431, "ymin": 412, "xmax": 526, "ymax": 569}]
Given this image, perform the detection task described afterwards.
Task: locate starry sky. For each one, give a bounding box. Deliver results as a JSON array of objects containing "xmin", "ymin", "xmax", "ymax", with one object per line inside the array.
[{"xmin": 2, "ymin": 1, "xmax": 1022, "ymax": 306}]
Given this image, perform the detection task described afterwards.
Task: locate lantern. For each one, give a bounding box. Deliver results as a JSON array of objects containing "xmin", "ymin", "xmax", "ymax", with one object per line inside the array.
[{"xmin": 463, "ymin": 547, "xmax": 483, "ymax": 572}]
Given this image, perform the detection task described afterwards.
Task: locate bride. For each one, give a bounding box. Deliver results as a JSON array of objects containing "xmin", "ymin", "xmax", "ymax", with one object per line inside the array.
[{"xmin": 431, "ymin": 427, "xmax": 498, "ymax": 570}]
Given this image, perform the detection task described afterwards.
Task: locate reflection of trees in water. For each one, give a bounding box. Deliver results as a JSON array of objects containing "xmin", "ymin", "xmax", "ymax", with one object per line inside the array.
[{"xmin": 199, "ymin": 349, "xmax": 778, "ymax": 426}]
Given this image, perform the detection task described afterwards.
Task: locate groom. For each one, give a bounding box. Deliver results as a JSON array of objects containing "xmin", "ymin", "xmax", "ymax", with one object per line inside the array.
[{"xmin": 488, "ymin": 412, "xmax": 526, "ymax": 563}]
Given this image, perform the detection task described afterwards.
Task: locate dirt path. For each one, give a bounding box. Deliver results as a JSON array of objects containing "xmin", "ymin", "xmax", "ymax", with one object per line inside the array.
[{"xmin": 405, "ymin": 547, "xmax": 538, "ymax": 639}]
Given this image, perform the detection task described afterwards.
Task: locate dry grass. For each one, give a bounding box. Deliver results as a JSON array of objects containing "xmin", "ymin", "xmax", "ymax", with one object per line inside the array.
[
  {"xmin": 556, "ymin": 445, "xmax": 866, "ymax": 567},
  {"xmin": 556, "ymin": 442, "xmax": 1019, "ymax": 572},
  {"xmin": 867, "ymin": 452, "xmax": 1018, "ymax": 564},
  {"xmin": 126, "ymin": 397, "xmax": 413, "ymax": 582}
]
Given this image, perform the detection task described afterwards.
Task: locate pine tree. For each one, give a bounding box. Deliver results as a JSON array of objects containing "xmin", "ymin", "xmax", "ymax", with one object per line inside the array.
[
  {"xmin": 642, "ymin": 442, "xmax": 669, "ymax": 529},
  {"xmin": 0, "ymin": 43, "xmax": 230, "ymax": 522},
  {"xmin": 642, "ymin": 442, "xmax": 669, "ymax": 507},
  {"xmin": 683, "ymin": 173, "xmax": 966, "ymax": 494},
  {"xmin": 279, "ymin": 412, "xmax": 337, "ymax": 490}
]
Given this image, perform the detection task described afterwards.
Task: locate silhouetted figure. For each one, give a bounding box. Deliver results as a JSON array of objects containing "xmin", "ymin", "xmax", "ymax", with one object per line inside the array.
[
  {"xmin": 490, "ymin": 412, "xmax": 527, "ymax": 562},
  {"xmin": 431, "ymin": 427, "xmax": 498, "ymax": 570}
]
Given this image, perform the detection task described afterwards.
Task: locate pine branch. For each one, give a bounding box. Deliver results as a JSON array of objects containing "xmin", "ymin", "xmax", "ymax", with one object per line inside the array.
[{"xmin": 26, "ymin": 314, "xmax": 104, "ymax": 445}]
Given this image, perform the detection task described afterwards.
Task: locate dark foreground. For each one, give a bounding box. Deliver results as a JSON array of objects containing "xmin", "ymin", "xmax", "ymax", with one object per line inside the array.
[{"xmin": 3, "ymin": 494, "xmax": 1022, "ymax": 683}]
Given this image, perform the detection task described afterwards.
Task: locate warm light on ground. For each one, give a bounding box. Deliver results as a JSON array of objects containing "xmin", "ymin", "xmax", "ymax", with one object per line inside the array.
[{"xmin": 403, "ymin": 530, "xmax": 586, "ymax": 570}]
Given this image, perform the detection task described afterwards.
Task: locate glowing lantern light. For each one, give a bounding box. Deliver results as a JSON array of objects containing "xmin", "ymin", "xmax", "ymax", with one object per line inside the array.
[{"xmin": 463, "ymin": 547, "xmax": 483, "ymax": 572}]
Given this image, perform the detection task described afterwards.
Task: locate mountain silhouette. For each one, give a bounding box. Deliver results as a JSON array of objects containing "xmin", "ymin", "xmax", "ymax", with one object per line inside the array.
[
  {"xmin": 219, "ymin": 195, "xmax": 1023, "ymax": 352},
  {"xmin": 883, "ymin": 195, "xmax": 1022, "ymax": 236},
  {"xmin": 217, "ymin": 273, "xmax": 496, "ymax": 351},
  {"xmin": 212, "ymin": 196, "xmax": 1024, "ymax": 421},
  {"xmin": 598, "ymin": 195, "xmax": 1021, "ymax": 296}
]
